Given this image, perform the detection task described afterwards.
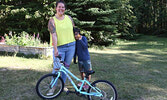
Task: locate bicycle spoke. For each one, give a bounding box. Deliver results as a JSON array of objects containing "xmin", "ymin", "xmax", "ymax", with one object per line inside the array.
[
  {"xmin": 88, "ymin": 80, "xmax": 117, "ymax": 100},
  {"xmin": 36, "ymin": 74, "xmax": 64, "ymax": 99}
]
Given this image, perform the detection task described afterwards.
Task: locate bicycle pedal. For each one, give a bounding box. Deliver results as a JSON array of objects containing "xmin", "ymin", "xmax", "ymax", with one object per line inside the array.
[
  {"xmin": 82, "ymin": 94, "xmax": 87, "ymax": 98},
  {"xmin": 81, "ymin": 94, "xmax": 86, "ymax": 96},
  {"xmin": 66, "ymin": 91, "xmax": 70, "ymax": 95},
  {"xmin": 66, "ymin": 90, "xmax": 75, "ymax": 95}
]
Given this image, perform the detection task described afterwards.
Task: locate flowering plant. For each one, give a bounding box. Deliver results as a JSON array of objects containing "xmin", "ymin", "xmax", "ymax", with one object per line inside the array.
[{"xmin": 4, "ymin": 31, "xmax": 49, "ymax": 47}]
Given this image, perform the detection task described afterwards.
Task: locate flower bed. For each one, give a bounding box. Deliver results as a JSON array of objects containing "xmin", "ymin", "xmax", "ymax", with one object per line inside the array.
[
  {"xmin": 0, "ymin": 31, "xmax": 53, "ymax": 57},
  {"xmin": 0, "ymin": 44, "xmax": 53, "ymax": 57},
  {"xmin": 0, "ymin": 44, "xmax": 19, "ymax": 52}
]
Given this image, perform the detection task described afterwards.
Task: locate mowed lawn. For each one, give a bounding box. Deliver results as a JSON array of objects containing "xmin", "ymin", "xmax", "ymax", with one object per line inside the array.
[{"xmin": 0, "ymin": 35, "xmax": 167, "ymax": 100}]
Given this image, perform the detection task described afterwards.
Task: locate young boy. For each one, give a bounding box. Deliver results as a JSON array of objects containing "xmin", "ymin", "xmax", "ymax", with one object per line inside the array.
[{"xmin": 73, "ymin": 28, "xmax": 92, "ymax": 89}]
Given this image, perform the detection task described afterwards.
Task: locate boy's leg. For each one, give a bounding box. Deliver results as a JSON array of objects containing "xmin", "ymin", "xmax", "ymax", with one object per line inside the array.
[
  {"xmin": 78, "ymin": 61, "xmax": 85, "ymax": 80},
  {"xmin": 80, "ymin": 72, "xmax": 84, "ymax": 80},
  {"xmin": 78, "ymin": 61, "xmax": 85, "ymax": 86},
  {"xmin": 83, "ymin": 60, "xmax": 92, "ymax": 82},
  {"xmin": 77, "ymin": 72, "xmax": 84, "ymax": 87},
  {"xmin": 81, "ymin": 60, "xmax": 92, "ymax": 89},
  {"xmin": 88, "ymin": 74, "xmax": 91, "ymax": 81}
]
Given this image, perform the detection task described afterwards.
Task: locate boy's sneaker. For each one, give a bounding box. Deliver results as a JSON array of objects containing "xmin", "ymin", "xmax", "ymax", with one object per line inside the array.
[
  {"xmin": 64, "ymin": 87, "xmax": 68, "ymax": 92},
  {"xmin": 47, "ymin": 87, "xmax": 56, "ymax": 96},
  {"xmin": 83, "ymin": 85, "xmax": 89, "ymax": 90}
]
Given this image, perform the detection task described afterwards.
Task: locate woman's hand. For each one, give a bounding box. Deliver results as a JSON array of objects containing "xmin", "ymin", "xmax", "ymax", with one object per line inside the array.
[{"xmin": 54, "ymin": 48, "xmax": 59, "ymax": 57}]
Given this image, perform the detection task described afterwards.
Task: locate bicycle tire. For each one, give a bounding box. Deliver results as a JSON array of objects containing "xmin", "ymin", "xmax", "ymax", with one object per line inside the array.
[
  {"xmin": 36, "ymin": 73, "xmax": 64, "ymax": 99},
  {"xmin": 88, "ymin": 80, "xmax": 117, "ymax": 100}
]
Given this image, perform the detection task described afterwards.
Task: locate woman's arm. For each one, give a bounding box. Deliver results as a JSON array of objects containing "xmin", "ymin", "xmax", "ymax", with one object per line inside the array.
[{"xmin": 48, "ymin": 18, "xmax": 58, "ymax": 56}]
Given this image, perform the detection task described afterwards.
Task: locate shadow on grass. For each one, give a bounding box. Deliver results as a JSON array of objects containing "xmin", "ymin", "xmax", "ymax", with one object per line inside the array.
[
  {"xmin": 1, "ymin": 35, "xmax": 167, "ymax": 100},
  {"xmin": 1, "ymin": 50, "xmax": 167, "ymax": 100},
  {"xmin": 90, "ymin": 51, "xmax": 167, "ymax": 100},
  {"xmin": 116, "ymin": 35, "xmax": 167, "ymax": 52},
  {"xmin": 0, "ymin": 51, "xmax": 50, "ymax": 59},
  {"xmin": 0, "ymin": 66, "xmax": 89, "ymax": 100},
  {"xmin": 0, "ymin": 67, "xmax": 45, "ymax": 100}
]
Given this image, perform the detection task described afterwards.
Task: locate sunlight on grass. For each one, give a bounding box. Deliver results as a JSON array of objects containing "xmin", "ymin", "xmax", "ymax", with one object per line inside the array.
[
  {"xmin": 89, "ymin": 48, "xmax": 140, "ymax": 54},
  {"xmin": 0, "ymin": 56, "xmax": 52, "ymax": 72},
  {"xmin": 146, "ymin": 85, "xmax": 166, "ymax": 92},
  {"xmin": 139, "ymin": 83, "xmax": 167, "ymax": 99},
  {"xmin": 146, "ymin": 41, "xmax": 164, "ymax": 45},
  {"xmin": 1, "ymin": 35, "xmax": 167, "ymax": 100}
]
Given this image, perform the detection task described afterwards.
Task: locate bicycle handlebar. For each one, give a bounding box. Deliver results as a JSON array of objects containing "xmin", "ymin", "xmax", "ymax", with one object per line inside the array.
[{"xmin": 56, "ymin": 55, "xmax": 70, "ymax": 68}]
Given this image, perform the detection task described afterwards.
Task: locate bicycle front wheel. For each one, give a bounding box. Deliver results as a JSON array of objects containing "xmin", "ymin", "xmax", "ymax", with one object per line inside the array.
[
  {"xmin": 36, "ymin": 73, "xmax": 64, "ymax": 99},
  {"xmin": 88, "ymin": 80, "xmax": 117, "ymax": 100}
]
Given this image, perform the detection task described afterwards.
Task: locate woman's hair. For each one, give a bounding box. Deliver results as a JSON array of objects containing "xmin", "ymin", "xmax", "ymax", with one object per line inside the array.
[{"xmin": 56, "ymin": 0, "xmax": 66, "ymax": 8}]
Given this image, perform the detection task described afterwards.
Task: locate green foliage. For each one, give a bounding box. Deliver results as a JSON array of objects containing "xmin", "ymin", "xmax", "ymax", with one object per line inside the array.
[
  {"xmin": 66, "ymin": 0, "xmax": 136, "ymax": 46},
  {"xmin": 130, "ymin": 0, "xmax": 167, "ymax": 35},
  {"xmin": 0, "ymin": 0, "xmax": 137, "ymax": 46},
  {"xmin": 2, "ymin": 0, "xmax": 166, "ymax": 46},
  {"xmin": 0, "ymin": 0, "xmax": 56, "ymax": 42},
  {"xmin": 116, "ymin": 0, "xmax": 137, "ymax": 39},
  {"xmin": 5, "ymin": 31, "xmax": 49, "ymax": 47}
]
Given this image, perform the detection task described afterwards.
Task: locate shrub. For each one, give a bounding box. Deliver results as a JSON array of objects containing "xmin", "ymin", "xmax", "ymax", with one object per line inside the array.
[{"xmin": 5, "ymin": 31, "xmax": 49, "ymax": 47}]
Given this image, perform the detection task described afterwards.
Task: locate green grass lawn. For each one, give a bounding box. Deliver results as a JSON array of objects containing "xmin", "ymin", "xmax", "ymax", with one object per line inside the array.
[{"xmin": 0, "ymin": 35, "xmax": 167, "ymax": 100}]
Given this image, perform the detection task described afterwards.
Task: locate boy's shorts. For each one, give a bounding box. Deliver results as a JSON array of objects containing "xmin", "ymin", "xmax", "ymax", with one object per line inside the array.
[{"xmin": 78, "ymin": 60, "xmax": 92, "ymax": 73}]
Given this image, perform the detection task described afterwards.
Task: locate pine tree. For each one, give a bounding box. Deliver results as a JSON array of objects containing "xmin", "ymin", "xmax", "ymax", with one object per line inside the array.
[
  {"xmin": 0, "ymin": 0, "xmax": 137, "ymax": 46},
  {"xmin": 66, "ymin": 0, "xmax": 135, "ymax": 46}
]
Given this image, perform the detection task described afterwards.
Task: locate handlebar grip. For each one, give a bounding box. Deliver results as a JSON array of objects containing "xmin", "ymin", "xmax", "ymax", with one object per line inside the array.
[
  {"xmin": 56, "ymin": 55, "xmax": 61, "ymax": 59},
  {"xmin": 55, "ymin": 55, "xmax": 69, "ymax": 67}
]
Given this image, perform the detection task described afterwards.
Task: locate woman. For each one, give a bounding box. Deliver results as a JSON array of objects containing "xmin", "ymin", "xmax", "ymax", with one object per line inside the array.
[{"xmin": 48, "ymin": 0, "xmax": 75, "ymax": 93}]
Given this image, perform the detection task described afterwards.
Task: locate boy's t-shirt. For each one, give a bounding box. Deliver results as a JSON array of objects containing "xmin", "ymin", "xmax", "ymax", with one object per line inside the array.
[{"xmin": 75, "ymin": 36, "xmax": 90, "ymax": 61}]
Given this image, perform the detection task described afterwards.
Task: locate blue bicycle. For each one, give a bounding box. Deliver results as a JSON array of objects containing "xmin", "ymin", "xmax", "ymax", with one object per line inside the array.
[{"xmin": 36, "ymin": 56, "xmax": 117, "ymax": 100}]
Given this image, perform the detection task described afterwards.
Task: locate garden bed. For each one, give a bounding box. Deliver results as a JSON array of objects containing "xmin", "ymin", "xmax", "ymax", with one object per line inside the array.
[{"xmin": 0, "ymin": 44, "xmax": 53, "ymax": 57}]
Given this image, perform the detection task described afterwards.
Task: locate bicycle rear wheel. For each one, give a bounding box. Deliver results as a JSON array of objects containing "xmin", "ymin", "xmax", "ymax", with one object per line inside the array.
[
  {"xmin": 88, "ymin": 80, "xmax": 117, "ymax": 100},
  {"xmin": 36, "ymin": 73, "xmax": 64, "ymax": 99}
]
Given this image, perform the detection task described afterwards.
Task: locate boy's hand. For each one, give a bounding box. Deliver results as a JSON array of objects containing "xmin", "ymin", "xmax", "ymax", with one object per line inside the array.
[{"xmin": 78, "ymin": 35, "xmax": 82, "ymax": 40}]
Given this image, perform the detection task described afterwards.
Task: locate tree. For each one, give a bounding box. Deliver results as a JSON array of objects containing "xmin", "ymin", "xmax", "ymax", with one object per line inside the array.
[
  {"xmin": 66, "ymin": 0, "xmax": 136, "ymax": 46},
  {"xmin": 0, "ymin": 0, "xmax": 138, "ymax": 46},
  {"xmin": 0, "ymin": 0, "xmax": 55, "ymax": 41},
  {"xmin": 130, "ymin": 0, "xmax": 167, "ymax": 35}
]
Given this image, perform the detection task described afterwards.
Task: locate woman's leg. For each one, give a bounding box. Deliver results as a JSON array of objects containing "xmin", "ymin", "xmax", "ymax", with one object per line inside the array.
[
  {"xmin": 57, "ymin": 46, "xmax": 66, "ymax": 83},
  {"xmin": 65, "ymin": 44, "xmax": 75, "ymax": 65},
  {"xmin": 57, "ymin": 43, "xmax": 75, "ymax": 83},
  {"xmin": 62, "ymin": 44, "xmax": 75, "ymax": 83}
]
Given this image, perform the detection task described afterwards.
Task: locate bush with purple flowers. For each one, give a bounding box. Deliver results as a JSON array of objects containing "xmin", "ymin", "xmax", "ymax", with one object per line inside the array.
[{"xmin": 5, "ymin": 31, "xmax": 49, "ymax": 47}]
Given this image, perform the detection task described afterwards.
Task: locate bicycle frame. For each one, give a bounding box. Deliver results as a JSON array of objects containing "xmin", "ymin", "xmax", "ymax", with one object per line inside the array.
[{"xmin": 51, "ymin": 65, "xmax": 103, "ymax": 97}]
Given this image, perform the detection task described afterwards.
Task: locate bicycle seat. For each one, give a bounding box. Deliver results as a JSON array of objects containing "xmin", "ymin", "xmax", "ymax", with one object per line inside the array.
[{"xmin": 86, "ymin": 70, "xmax": 95, "ymax": 76}]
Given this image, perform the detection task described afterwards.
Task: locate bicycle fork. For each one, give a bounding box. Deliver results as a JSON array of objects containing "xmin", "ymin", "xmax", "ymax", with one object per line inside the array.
[{"xmin": 50, "ymin": 72, "xmax": 61, "ymax": 88}]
